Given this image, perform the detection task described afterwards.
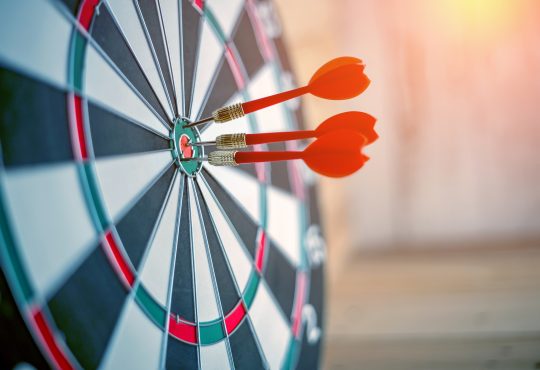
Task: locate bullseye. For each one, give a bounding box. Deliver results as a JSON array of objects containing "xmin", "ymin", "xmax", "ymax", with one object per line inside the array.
[
  {"xmin": 179, "ymin": 135, "xmax": 194, "ymax": 159},
  {"xmin": 170, "ymin": 118, "xmax": 203, "ymax": 176}
]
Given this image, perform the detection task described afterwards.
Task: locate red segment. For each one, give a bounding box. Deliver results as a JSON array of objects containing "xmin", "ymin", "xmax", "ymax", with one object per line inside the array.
[
  {"xmin": 31, "ymin": 308, "xmax": 74, "ymax": 370},
  {"xmin": 291, "ymin": 272, "xmax": 307, "ymax": 338},
  {"xmin": 255, "ymin": 230, "xmax": 266, "ymax": 273},
  {"xmin": 73, "ymin": 94, "xmax": 88, "ymax": 160},
  {"xmin": 103, "ymin": 231, "xmax": 135, "ymax": 288},
  {"xmin": 180, "ymin": 135, "xmax": 194, "ymax": 158},
  {"xmin": 225, "ymin": 45, "xmax": 245, "ymax": 89},
  {"xmin": 225, "ymin": 302, "xmax": 247, "ymax": 334},
  {"xmin": 78, "ymin": 0, "xmax": 99, "ymax": 30},
  {"xmin": 193, "ymin": 0, "xmax": 204, "ymax": 13},
  {"xmin": 168, "ymin": 315, "xmax": 198, "ymax": 344}
]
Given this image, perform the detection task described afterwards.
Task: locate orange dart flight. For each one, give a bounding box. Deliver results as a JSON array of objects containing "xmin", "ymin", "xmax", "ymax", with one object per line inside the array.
[
  {"xmin": 191, "ymin": 111, "xmax": 378, "ymax": 149},
  {"xmin": 204, "ymin": 130, "xmax": 369, "ymax": 178},
  {"xmin": 186, "ymin": 57, "xmax": 370, "ymax": 127}
]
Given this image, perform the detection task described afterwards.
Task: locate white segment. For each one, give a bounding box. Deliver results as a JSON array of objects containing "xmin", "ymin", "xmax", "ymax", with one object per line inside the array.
[
  {"xmin": 0, "ymin": 0, "xmax": 70, "ymax": 89},
  {"xmin": 138, "ymin": 174, "xmax": 181, "ymax": 306},
  {"xmin": 100, "ymin": 299, "xmax": 162, "ymax": 370},
  {"xmin": 206, "ymin": 0, "xmax": 245, "ymax": 39},
  {"xmin": 159, "ymin": 0, "xmax": 183, "ymax": 112},
  {"xmin": 200, "ymin": 340, "xmax": 232, "ymax": 370},
  {"xmin": 94, "ymin": 151, "xmax": 172, "ymax": 222},
  {"xmin": 85, "ymin": 43, "xmax": 169, "ymax": 136},
  {"xmin": 190, "ymin": 21, "xmax": 224, "ymax": 119},
  {"xmin": 248, "ymin": 65, "xmax": 290, "ymax": 132},
  {"xmin": 106, "ymin": 0, "xmax": 173, "ymax": 118},
  {"xmin": 189, "ymin": 180, "xmax": 220, "ymax": 322},
  {"xmin": 198, "ymin": 177, "xmax": 252, "ymax": 292},
  {"xmin": 203, "ymin": 166, "xmax": 260, "ymax": 225},
  {"xmin": 250, "ymin": 282, "xmax": 291, "ymax": 370},
  {"xmin": 3, "ymin": 164, "xmax": 96, "ymax": 297},
  {"xmin": 266, "ymin": 186, "xmax": 302, "ymax": 267},
  {"xmin": 199, "ymin": 94, "xmax": 254, "ymax": 142}
]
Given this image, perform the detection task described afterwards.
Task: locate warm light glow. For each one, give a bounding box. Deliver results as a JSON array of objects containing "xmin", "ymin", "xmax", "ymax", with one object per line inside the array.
[{"xmin": 434, "ymin": 0, "xmax": 529, "ymax": 40}]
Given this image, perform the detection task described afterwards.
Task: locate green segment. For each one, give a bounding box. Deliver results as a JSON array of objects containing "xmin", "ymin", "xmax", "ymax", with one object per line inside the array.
[
  {"xmin": 135, "ymin": 284, "xmax": 167, "ymax": 327},
  {"xmin": 282, "ymin": 337, "xmax": 300, "ymax": 370},
  {"xmin": 199, "ymin": 318, "xmax": 225, "ymax": 345},
  {"xmin": 0, "ymin": 192, "xmax": 33, "ymax": 302},
  {"xmin": 204, "ymin": 8, "xmax": 226, "ymax": 43},
  {"xmin": 70, "ymin": 32, "xmax": 87, "ymax": 91},
  {"xmin": 83, "ymin": 163, "xmax": 109, "ymax": 230},
  {"xmin": 243, "ymin": 271, "xmax": 260, "ymax": 308}
]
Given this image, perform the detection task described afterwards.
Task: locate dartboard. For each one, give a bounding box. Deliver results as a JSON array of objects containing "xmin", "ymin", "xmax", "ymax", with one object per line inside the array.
[{"xmin": 0, "ymin": 0, "xmax": 326, "ymax": 369}]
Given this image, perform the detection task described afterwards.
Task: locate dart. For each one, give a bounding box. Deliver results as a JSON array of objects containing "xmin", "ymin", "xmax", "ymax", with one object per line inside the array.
[
  {"xmin": 191, "ymin": 111, "xmax": 378, "ymax": 149},
  {"xmin": 184, "ymin": 130, "xmax": 369, "ymax": 178},
  {"xmin": 185, "ymin": 57, "xmax": 370, "ymax": 128}
]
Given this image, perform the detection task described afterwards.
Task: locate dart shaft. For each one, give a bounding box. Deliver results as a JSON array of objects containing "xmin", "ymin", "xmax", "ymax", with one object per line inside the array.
[
  {"xmin": 235, "ymin": 151, "xmax": 303, "ymax": 164},
  {"xmin": 245, "ymin": 130, "xmax": 315, "ymax": 145},
  {"xmin": 242, "ymin": 85, "xmax": 309, "ymax": 114}
]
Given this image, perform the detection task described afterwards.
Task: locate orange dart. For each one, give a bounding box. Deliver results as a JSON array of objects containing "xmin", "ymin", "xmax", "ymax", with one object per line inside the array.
[
  {"xmin": 188, "ymin": 130, "xmax": 369, "ymax": 178},
  {"xmin": 185, "ymin": 57, "xmax": 370, "ymax": 128},
  {"xmin": 191, "ymin": 111, "xmax": 378, "ymax": 149}
]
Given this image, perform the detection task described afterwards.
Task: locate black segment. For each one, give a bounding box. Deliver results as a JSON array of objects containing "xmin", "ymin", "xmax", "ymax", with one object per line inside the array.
[
  {"xmin": 166, "ymin": 336, "xmax": 198, "ymax": 370},
  {"xmin": 59, "ymin": 0, "xmax": 81, "ymax": 16},
  {"xmin": 233, "ymin": 10, "xmax": 265, "ymax": 79},
  {"xmin": 48, "ymin": 246, "xmax": 128, "ymax": 369},
  {"xmin": 263, "ymin": 240, "xmax": 296, "ymax": 319},
  {"xmin": 229, "ymin": 321, "xmax": 265, "ymax": 370},
  {"xmin": 0, "ymin": 269, "xmax": 48, "ymax": 369},
  {"xmin": 0, "ymin": 68, "xmax": 72, "ymax": 167},
  {"xmin": 267, "ymin": 142, "xmax": 293, "ymax": 193},
  {"xmin": 201, "ymin": 169, "xmax": 259, "ymax": 258},
  {"xmin": 181, "ymin": 0, "xmax": 202, "ymax": 116},
  {"xmin": 116, "ymin": 167, "xmax": 175, "ymax": 269},
  {"xmin": 136, "ymin": 0, "xmax": 178, "ymax": 115},
  {"xmin": 195, "ymin": 181, "xmax": 240, "ymax": 314},
  {"xmin": 90, "ymin": 4, "xmax": 171, "ymax": 124},
  {"xmin": 88, "ymin": 102, "xmax": 169, "ymax": 157},
  {"xmin": 199, "ymin": 57, "xmax": 237, "ymax": 121},
  {"xmin": 170, "ymin": 180, "xmax": 196, "ymax": 322}
]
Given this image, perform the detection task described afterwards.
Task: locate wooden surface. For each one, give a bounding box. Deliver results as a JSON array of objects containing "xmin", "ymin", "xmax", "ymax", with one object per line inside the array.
[{"xmin": 323, "ymin": 246, "xmax": 540, "ymax": 369}]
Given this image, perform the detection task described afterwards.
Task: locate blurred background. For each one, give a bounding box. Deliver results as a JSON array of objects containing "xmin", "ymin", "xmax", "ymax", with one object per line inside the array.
[{"xmin": 274, "ymin": 0, "xmax": 540, "ymax": 368}]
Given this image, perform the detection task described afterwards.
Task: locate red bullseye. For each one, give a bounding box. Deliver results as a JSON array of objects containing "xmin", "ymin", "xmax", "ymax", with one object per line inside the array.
[{"xmin": 180, "ymin": 135, "xmax": 193, "ymax": 159}]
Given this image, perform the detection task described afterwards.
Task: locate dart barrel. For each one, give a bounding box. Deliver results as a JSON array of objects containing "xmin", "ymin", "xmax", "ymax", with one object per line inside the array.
[
  {"xmin": 208, "ymin": 151, "xmax": 238, "ymax": 166},
  {"xmin": 212, "ymin": 102, "xmax": 245, "ymax": 123},
  {"xmin": 215, "ymin": 133, "xmax": 247, "ymax": 149}
]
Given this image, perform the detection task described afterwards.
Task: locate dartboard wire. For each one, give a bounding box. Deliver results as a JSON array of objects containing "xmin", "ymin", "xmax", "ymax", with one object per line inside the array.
[
  {"xmin": 191, "ymin": 178, "xmax": 235, "ymax": 369},
  {"xmin": 132, "ymin": 0, "xmax": 177, "ymax": 118},
  {"xmin": 99, "ymin": 0, "xmax": 175, "ymax": 121},
  {"xmin": 109, "ymin": 159, "xmax": 175, "ymax": 227},
  {"xmin": 0, "ymin": 159, "xmax": 82, "ymax": 370},
  {"xmin": 160, "ymin": 174, "xmax": 185, "ymax": 369},
  {"xmin": 195, "ymin": 6, "xmax": 245, "ymax": 126},
  {"xmin": 177, "ymin": 0, "xmax": 186, "ymax": 114},
  {"xmin": 97, "ymin": 169, "xmax": 178, "ymax": 368},
  {"xmin": 192, "ymin": 54, "xmax": 226, "ymax": 121},
  {"xmin": 196, "ymin": 175, "xmax": 270, "ymax": 369},
  {"xmin": 49, "ymin": 0, "xmax": 173, "ymax": 131},
  {"xmin": 155, "ymin": 0, "xmax": 181, "ymax": 116},
  {"xmin": 185, "ymin": 179, "xmax": 202, "ymax": 369},
  {"xmin": 37, "ymin": 161, "xmax": 176, "ymax": 305},
  {"xmin": 185, "ymin": 2, "xmax": 204, "ymax": 118},
  {"xmin": 0, "ymin": 52, "xmax": 169, "ymax": 142},
  {"xmin": 198, "ymin": 173, "xmax": 299, "ymax": 327}
]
